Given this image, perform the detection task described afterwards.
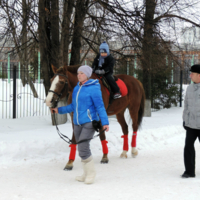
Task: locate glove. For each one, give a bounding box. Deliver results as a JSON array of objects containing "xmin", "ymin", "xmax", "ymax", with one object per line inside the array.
[
  {"xmin": 95, "ymin": 69, "xmax": 105, "ymax": 75},
  {"xmin": 92, "ymin": 120, "xmax": 102, "ymax": 132},
  {"xmin": 183, "ymin": 121, "xmax": 188, "ymax": 130}
]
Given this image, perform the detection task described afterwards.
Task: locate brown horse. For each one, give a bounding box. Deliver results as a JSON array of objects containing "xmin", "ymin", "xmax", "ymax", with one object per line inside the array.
[{"xmin": 46, "ymin": 64, "xmax": 145, "ymax": 170}]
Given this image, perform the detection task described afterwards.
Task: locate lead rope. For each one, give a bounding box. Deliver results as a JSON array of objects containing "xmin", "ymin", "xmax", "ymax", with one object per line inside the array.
[
  {"xmin": 52, "ymin": 111, "xmax": 106, "ymax": 144},
  {"xmin": 52, "ymin": 111, "xmax": 73, "ymax": 144}
]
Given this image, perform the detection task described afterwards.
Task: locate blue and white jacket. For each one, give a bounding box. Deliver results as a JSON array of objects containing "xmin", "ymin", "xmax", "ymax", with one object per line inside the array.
[{"xmin": 58, "ymin": 79, "xmax": 109, "ymax": 126}]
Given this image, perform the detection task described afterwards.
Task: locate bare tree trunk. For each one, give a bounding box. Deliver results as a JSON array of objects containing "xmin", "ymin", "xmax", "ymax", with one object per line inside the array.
[
  {"xmin": 61, "ymin": 0, "xmax": 74, "ymax": 66},
  {"xmin": 51, "ymin": 0, "xmax": 60, "ymax": 69},
  {"xmin": 38, "ymin": 0, "xmax": 51, "ymax": 95},
  {"xmin": 70, "ymin": 0, "xmax": 89, "ymax": 65},
  {"xmin": 22, "ymin": 0, "xmax": 28, "ymax": 86},
  {"xmin": 3, "ymin": 1, "xmax": 38, "ymax": 97},
  {"xmin": 141, "ymin": 0, "xmax": 156, "ymax": 116}
]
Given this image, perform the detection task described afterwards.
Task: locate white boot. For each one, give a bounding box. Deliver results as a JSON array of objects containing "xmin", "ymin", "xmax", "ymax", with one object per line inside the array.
[
  {"xmin": 75, "ymin": 162, "xmax": 86, "ymax": 182},
  {"xmin": 84, "ymin": 159, "xmax": 96, "ymax": 184}
]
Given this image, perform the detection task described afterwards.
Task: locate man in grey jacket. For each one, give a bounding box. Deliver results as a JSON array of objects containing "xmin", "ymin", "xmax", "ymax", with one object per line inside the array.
[{"xmin": 182, "ymin": 64, "xmax": 200, "ymax": 178}]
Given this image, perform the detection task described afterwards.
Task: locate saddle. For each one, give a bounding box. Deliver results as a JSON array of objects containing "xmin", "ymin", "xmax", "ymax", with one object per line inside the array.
[{"xmin": 96, "ymin": 75, "xmax": 128, "ymax": 103}]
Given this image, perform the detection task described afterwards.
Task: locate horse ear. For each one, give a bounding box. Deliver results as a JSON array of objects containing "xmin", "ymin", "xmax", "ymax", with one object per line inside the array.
[
  {"xmin": 63, "ymin": 65, "xmax": 68, "ymax": 73},
  {"xmin": 51, "ymin": 64, "xmax": 57, "ymax": 74}
]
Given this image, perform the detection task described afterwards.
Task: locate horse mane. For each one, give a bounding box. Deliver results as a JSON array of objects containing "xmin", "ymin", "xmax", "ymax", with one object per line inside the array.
[
  {"xmin": 55, "ymin": 64, "xmax": 81, "ymax": 74},
  {"xmin": 67, "ymin": 64, "xmax": 81, "ymax": 74},
  {"xmin": 56, "ymin": 67, "xmax": 65, "ymax": 74}
]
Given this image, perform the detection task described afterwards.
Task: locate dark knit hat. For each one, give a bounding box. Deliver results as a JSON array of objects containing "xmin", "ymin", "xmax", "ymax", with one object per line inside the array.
[{"xmin": 190, "ymin": 64, "xmax": 200, "ymax": 74}]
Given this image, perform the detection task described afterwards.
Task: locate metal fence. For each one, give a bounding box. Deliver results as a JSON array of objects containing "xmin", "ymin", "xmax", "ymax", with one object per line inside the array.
[
  {"xmin": 0, "ymin": 60, "xmax": 188, "ymax": 118},
  {"xmin": 0, "ymin": 63, "xmax": 50, "ymax": 119}
]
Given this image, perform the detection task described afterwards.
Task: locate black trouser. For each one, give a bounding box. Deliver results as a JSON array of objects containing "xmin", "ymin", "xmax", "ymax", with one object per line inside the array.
[
  {"xmin": 184, "ymin": 127, "xmax": 200, "ymax": 175},
  {"xmin": 104, "ymin": 72, "xmax": 120, "ymax": 94}
]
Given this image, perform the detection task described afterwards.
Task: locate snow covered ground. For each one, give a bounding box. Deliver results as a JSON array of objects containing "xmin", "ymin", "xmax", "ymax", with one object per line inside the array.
[{"xmin": 1, "ymin": 93, "xmax": 200, "ymax": 199}]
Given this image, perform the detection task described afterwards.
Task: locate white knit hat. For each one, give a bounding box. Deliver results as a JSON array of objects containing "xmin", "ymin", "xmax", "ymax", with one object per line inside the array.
[{"xmin": 78, "ymin": 65, "xmax": 92, "ymax": 78}]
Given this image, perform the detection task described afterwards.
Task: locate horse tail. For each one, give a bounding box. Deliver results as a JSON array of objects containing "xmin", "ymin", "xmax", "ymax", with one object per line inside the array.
[{"xmin": 137, "ymin": 81, "xmax": 145, "ymax": 128}]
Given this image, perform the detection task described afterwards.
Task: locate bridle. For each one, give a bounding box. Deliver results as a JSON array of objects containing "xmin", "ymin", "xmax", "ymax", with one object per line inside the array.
[{"xmin": 48, "ymin": 74, "xmax": 68, "ymax": 105}]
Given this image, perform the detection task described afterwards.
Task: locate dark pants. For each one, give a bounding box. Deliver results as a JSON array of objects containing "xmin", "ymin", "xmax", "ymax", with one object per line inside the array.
[
  {"xmin": 104, "ymin": 72, "xmax": 120, "ymax": 94},
  {"xmin": 184, "ymin": 127, "xmax": 200, "ymax": 176}
]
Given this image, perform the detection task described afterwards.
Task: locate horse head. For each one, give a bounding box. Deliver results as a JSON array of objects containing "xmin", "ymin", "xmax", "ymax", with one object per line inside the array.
[{"xmin": 45, "ymin": 65, "xmax": 68, "ymax": 108}]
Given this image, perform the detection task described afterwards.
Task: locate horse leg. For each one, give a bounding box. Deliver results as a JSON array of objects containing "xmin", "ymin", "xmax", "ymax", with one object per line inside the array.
[
  {"xmin": 63, "ymin": 142, "xmax": 77, "ymax": 170},
  {"xmin": 131, "ymin": 131, "xmax": 138, "ymax": 157},
  {"xmin": 99, "ymin": 131, "xmax": 109, "ymax": 163},
  {"xmin": 63, "ymin": 132, "xmax": 77, "ymax": 170},
  {"xmin": 128, "ymin": 107, "xmax": 139, "ymax": 158},
  {"xmin": 116, "ymin": 111, "xmax": 129, "ymax": 158},
  {"xmin": 64, "ymin": 113, "xmax": 77, "ymax": 170}
]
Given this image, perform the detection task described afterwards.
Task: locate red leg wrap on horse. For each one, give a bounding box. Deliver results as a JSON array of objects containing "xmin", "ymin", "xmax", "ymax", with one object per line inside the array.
[
  {"xmin": 69, "ymin": 144, "xmax": 77, "ymax": 160},
  {"xmin": 121, "ymin": 135, "xmax": 129, "ymax": 151},
  {"xmin": 101, "ymin": 140, "xmax": 108, "ymax": 154},
  {"xmin": 131, "ymin": 132, "xmax": 137, "ymax": 147}
]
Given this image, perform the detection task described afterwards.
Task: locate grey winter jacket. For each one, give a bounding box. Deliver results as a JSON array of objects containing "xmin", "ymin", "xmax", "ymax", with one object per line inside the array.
[{"xmin": 183, "ymin": 83, "xmax": 200, "ymax": 129}]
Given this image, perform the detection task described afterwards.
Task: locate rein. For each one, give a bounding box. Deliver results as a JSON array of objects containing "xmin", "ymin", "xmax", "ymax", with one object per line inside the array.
[
  {"xmin": 52, "ymin": 111, "xmax": 73, "ymax": 144},
  {"xmin": 52, "ymin": 112, "xmax": 106, "ymax": 145}
]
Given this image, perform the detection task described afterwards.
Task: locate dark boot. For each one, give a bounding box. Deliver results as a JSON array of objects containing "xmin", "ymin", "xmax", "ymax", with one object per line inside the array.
[{"xmin": 181, "ymin": 172, "xmax": 195, "ymax": 178}]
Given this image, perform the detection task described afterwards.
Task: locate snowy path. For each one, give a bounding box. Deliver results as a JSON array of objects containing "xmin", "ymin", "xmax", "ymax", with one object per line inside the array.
[
  {"xmin": 1, "ymin": 106, "xmax": 200, "ymax": 200},
  {"xmin": 1, "ymin": 143, "xmax": 200, "ymax": 200}
]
